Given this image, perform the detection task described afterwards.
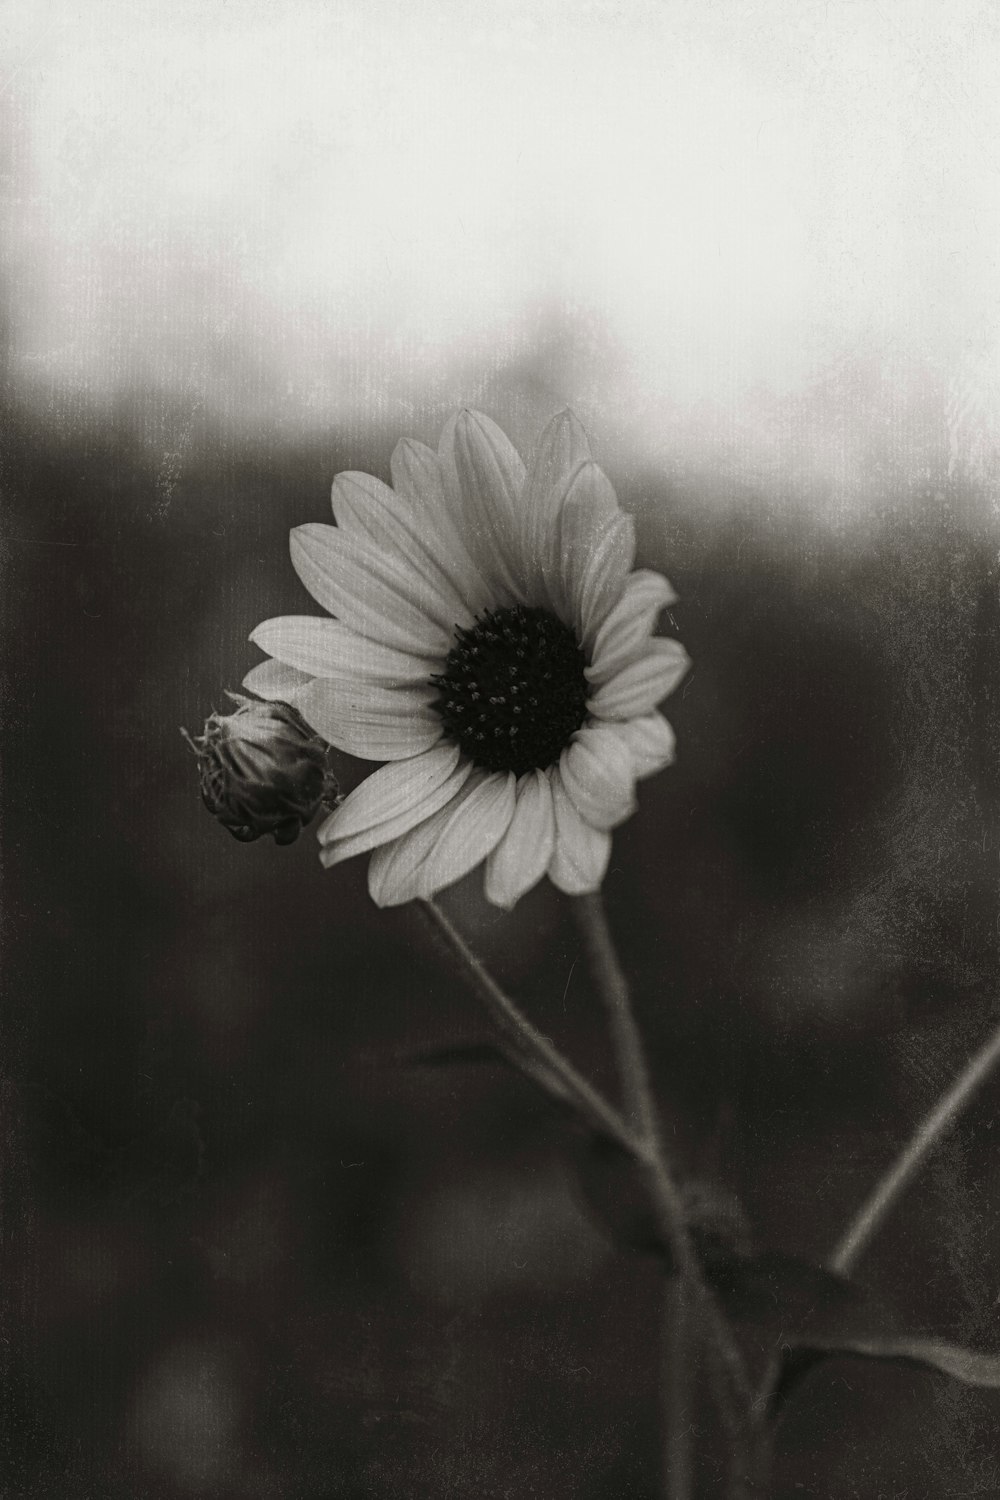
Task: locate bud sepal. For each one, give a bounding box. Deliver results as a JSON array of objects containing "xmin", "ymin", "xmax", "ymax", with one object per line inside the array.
[{"xmin": 183, "ymin": 692, "xmax": 340, "ymax": 845}]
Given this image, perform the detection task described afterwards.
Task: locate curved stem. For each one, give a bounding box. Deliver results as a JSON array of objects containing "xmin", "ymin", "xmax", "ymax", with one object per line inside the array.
[
  {"xmin": 572, "ymin": 891, "xmax": 753, "ymax": 1421},
  {"xmin": 419, "ymin": 898, "xmax": 639, "ymax": 1157},
  {"xmin": 831, "ymin": 1013, "xmax": 1000, "ymax": 1276}
]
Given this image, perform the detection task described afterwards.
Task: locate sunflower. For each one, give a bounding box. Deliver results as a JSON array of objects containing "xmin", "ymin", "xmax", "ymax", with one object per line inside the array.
[{"xmin": 244, "ymin": 410, "xmax": 689, "ymax": 908}]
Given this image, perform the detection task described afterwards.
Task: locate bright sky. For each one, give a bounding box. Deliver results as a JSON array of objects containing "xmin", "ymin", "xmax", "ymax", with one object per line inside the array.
[{"xmin": 3, "ymin": 0, "xmax": 1000, "ymax": 515}]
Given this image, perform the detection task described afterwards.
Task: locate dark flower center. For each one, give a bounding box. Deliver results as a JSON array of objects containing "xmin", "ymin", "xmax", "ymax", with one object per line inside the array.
[{"xmin": 430, "ymin": 606, "xmax": 588, "ymax": 775}]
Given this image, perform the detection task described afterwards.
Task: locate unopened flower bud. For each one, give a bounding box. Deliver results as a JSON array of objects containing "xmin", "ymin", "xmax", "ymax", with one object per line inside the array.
[{"xmin": 183, "ymin": 693, "xmax": 340, "ymax": 845}]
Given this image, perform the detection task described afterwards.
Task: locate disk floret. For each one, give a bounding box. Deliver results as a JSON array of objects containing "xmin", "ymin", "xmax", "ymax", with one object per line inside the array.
[{"xmin": 431, "ymin": 606, "xmax": 588, "ymax": 775}]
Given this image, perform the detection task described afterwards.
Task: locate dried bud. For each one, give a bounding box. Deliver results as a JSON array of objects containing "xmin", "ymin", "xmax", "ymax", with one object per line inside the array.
[{"xmin": 183, "ymin": 693, "xmax": 340, "ymax": 845}]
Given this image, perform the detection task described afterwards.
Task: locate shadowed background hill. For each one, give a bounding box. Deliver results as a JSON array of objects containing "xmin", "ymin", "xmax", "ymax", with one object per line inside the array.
[{"xmin": 3, "ymin": 385, "xmax": 999, "ymax": 1498}]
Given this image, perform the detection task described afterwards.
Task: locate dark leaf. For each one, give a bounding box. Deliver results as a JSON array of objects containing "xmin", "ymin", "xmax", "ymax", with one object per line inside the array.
[
  {"xmin": 710, "ymin": 1254, "xmax": 1000, "ymax": 1414},
  {"xmin": 570, "ymin": 1129, "xmax": 753, "ymax": 1264},
  {"xmin": 771, "ymin": 1331, "xmax": 1000, "ymax": 1414},
  {"xmin": 569, "ymin": 1129, "xmax": 663, "ymax": 1256},
  {"xmin": 805, "ymin": 1336, "xmax": 1000, "ymax": 1389},
  {"xmin": 708, "ymin": 1251, "xmax": 878, "ymax": 1338},
  {"xmin": 410, "ymin": 1039, "xmax": 575, "ymax": 1107},
  {"xmin": 408, "ymin": 1051, "xmax": 1000, "ymax": 1408},
  {"xmin": 413, "ymin": 1042, "xmax": 515, "ymax": 1070}
]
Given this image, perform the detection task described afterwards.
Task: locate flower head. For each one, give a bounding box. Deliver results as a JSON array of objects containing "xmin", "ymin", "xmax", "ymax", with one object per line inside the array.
[
  {"xmin": 184, "ymin": 693, "xmax": 340, "ymax": 845},
  {"xmin": 245, "ymin": 410, "xmax": 688, "ymax": 904}
]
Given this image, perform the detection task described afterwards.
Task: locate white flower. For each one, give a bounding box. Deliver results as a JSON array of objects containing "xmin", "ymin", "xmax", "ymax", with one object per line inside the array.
[{"xmin": 244, "ymin": 410, "xmax": 689, "ymax": 908}]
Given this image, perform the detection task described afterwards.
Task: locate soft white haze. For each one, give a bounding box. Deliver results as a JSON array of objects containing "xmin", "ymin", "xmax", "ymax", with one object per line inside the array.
[{"xmin": 3, "ymin": 0, "xmax": 1000, "ymax": 517}]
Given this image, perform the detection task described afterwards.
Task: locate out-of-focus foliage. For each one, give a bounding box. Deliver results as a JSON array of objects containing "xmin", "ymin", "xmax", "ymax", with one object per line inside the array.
[{"xmin": 3, "ymin": 393, "xmax": 999, "ymax": 1498}]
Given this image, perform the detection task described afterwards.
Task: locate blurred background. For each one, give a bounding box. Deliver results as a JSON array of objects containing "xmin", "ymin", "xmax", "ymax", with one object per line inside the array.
[{"xmin": 3, "ymin": 1, "xmax": 1000, "ymax": 1495}]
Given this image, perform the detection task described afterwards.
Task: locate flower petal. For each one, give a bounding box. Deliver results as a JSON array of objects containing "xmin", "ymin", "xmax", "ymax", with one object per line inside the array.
[
  {"xmin": 389, "ymin": 438, "xmax": 495, "ymax": 616},
  {"xmin": 389, "ymin": 438, "xmax": 443, "ymax": 507},
  {"xmin": 521, "ymin": 409, "xmax": 592, "ymax": 607},
  {"xmin": 587, "ymin": 570, "xmax": 678, "ymax": 685},
  {"xmin": 295, "ymin": 676, "xmax": 442, "ymax": 761},
  {"xmin": 242, "ymin": 658, "xmax": 313, "ymax": 700},
  {"xmin": 483, "ymin": 768, "xmax": 555, "ymax": 909},
  {"xmin": 367, "ymin": 771, "xmax": 516, "ymax": 906},
  {"xmin": 577, "ymin": 514, "xmax": 637, "ymax": 649},
  {"xmin": 319, "ymin": 743, "xmax": 471, "ymax": 866},
  {"xmin": 289, "ymin": 524, "xmax": 452, "ymax": 657},
  {"xmin": 552, "ymin": 463, "xmax": 635, "ymax": 637},
  {"xmin": 588, "ymin": 638, "xmax": 690, "ymax": 720},
  {"xmin": 320, "ymin": 740, "xmax": 461, "ymax": 842},
  {"xmin": 547, "ymin": 773, "xmax": 612, "ymax": 895},
  {"xmin": 438, "ymin": 409, "xmax": 527, "ymax": 605},
  {"xmin": 250, "ymin": 617, "xmax": 438, "ymax": 686},
  {"xmin": 612, "ymin": 712, "xmax": 677, "ymax": 779},
  {"xmin": 410, "ymin": 769, "xmax": 516, "ymax": 902},
  {"xmin": 559, "ymin": 724, "xmax": 637, "ymax": 831},
  {"xmin": 330, "ymin": 471, "xmax": 479, "ymax": 633}
]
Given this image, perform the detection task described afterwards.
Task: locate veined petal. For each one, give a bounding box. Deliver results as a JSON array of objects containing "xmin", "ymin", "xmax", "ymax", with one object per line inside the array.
[
  {"xmin": 290, "ymin": 524, "xmax": 452, "ymax": 657},
  {"xmin": 331, "ymin": 471, "xmax": 479, "ymax": 633},
  {"xmin": 319, "ymin": 745, "xmax": 471, "ymax": 866},
  {"xmin": 250, "ymin": 617, "xmax": 437, "ymax": 686},
  {"xmin": 547, "ymin": 773, "xmax": 612, "ymax": 895},
  {"xmin": 320, "ymin": 740, "xmax": 462, "ymax": 842},
  {"xmin": 587, "ymin": 570, "xmax": 678, "ymax": 685},
  {"xmin": 367, "ymin": 771, "xmax": 516, "ymax": 906},
  {"xmin": 552, "ymin": 463, "xmax": 634, "ymax": 634},
  {"xmin": 483, "ymin": 768, "xmax": 555, "ymax": 909},
  {"xmin": 438, "ymin": 409, "xmax": 527, "ymax": 605},
  {"xmin": 588, "ymin": 638, "xmax": 690, "ymax": 721},
  {"xmin": 367, "ymin": 779, "xmax": 479, "ymax": 906},
  {"xmin": 296, "ymin": 676, "xmax": 442, "ymax": 761},
  {"xmin": 390, "ymin": 437, "xmax": 494, "ymax": 616},
  {"xmin": 411, "ymin": 770, "xmax": 516, "ymax": 901},
  {"xmin": 612, "ymin": 712, "xmax": 677, "ymax": 779},
  {"xmin": 242, "ymin": 658, "xmax": 313, "ymax": 700},
  {"xmin": 576, "ymin": 514, "xmax": 637, "ymax": 649},
  {"xmin": 390, "ymin": 438, "xmax": 444, "ymax": 507},
  {"xmin": 559, "ymin": 724, "xmax": 637, "ymax": 831},
  {"xmin": 521, "ymin": 410, "xmax": 592, "ymax": 607}
]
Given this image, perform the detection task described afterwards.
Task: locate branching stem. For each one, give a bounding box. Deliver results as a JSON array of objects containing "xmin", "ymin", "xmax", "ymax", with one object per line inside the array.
[
  {"xmin": 571, "ymin": 892, "xmax": 753, "ymax": 1429},
  {"xmin": 832, "ymin": 1013, "xmax": 1000, "ymax": 1275},
  {"xmin": 419, "ymin": 899, "xmax": 639, "ymax": 1156}
]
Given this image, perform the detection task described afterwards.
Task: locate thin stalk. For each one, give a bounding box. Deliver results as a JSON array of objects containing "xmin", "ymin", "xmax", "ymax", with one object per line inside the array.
[
  {"xmin": 419, "ymin": 898, "xmax": 639, "ymax": 1157},
  {"xmin": 831, "ymin": 1012, "xmax": 1000, "ymax": 1275},
  {"xmin": 572, "ymin": 891, "xmax": 753, "ymax": 1423},
  {"xmin": 664, "ymin": 1279, "xmax": 695, "ymax": 1500},
  {"xmin": 727, "ymin": 1412, "xmax": 774, "ymax": 1500}
]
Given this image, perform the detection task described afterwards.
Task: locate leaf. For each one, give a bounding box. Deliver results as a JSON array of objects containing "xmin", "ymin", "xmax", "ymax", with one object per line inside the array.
[
  {"xmin": 569, "ymin": 1129, "xmax": 664, "ymax": 1255},
  {"xmin": 413, "ymin": 1042, "xmax": 516, "ymax": 1070},
  {"xmin": 707, "ymin": 1251, "xmax": 878, "ymax": 1338},
  {"xmin": 816, "ymin": 1336, "xmax": 1000, "ymax": 1388},
  {"xmin": 405, "ymin": 1051, "xmax": 1000, "ymax": 1407},
  {"xmin": 706, "ymin": 1252, "xmax": 1000, "ymax": 1413},
  {"xmin": 410, "ymin": 1039, "xmax": 576, "ymax": 1108},
  {"xmin": 570, "ymin": 1129, "xmax": 753, "ymax": 1264}
]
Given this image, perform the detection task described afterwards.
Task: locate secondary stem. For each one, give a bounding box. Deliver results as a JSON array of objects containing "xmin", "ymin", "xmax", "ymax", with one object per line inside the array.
[
  {"xmin": 571, "ymin": 892, "xmax": 752, "ymax": 1426},
  {"xmin": 664, "ymin": 1280, "xmax": 695, "ymax": 1500},
  {"xmin": 419, "ymin": 898, "xmax": 639, "ymax": 1157},
  {"xmin": 831, "ymin": 1011, "xmax": 1000, "ymax": 1275}
]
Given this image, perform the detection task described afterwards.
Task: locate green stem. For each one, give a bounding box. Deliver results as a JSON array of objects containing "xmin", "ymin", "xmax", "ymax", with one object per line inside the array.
[
  {"xmin": 664, "ymin": 1279, "xmax": 695, "ymax": 1500},
  {"xmin": 831, "ymin": 1012, "xmax": 1000, "ymax": 1275},
  {"xmin": 419, "ymin": 898, "xmax": 639, "ymax": 1157},
  {"xmin": 727, "ymin": 1411, "xmax": 774, "ymax": 1500},
  {"xmin": 571, "ymin": 892, "xmax": 753, "ymax": 1428}
]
